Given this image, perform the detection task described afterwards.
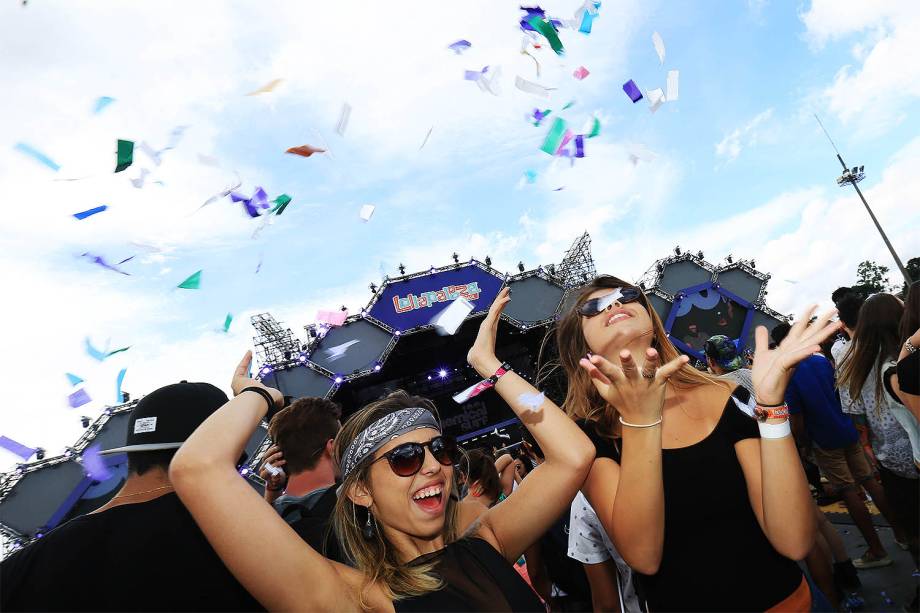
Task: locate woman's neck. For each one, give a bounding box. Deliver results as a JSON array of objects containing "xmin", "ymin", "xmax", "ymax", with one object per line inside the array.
[
  {"xmin": 603, "ymin": 329, "xmax": 655, "ymax": 368},
  {"xmin": 385, "ymin": 525, "xmax": 448, "ymax": 563}
]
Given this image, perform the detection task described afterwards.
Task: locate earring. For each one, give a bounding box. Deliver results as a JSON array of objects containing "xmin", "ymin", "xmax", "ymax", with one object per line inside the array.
[{"xmin": 362, "ymin": 509, "xmax": 376, "ymax": 540}]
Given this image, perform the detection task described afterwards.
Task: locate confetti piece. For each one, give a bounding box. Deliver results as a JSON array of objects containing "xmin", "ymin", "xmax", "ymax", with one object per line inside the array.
[
  {"xmin": 131, "ymin": 168, "xmax": 150, "ymax": 189},
  {"xmin": 527, "ymin": 15, "xmax": 564, "ymax": 55},
  {"xmin": 666, "ymin": 69, "xmax": 679, "ymax": 102},
  {"xmin": 623, "ymin": 80, "xmax": 643, "ymax": 103},
  {"xmin": 359, "ymin": 204, "xmax": 375, "ymax": 222},
  {"xmin": 464, "ymin": 66, "xmax": 488, "ymax": 81},
  {"xmin": 586, "ymin": 116, "xmax": 600, "ymax": 138},
  {"xmin": 0, "ymin": 435, "xmax": 36, "ymax": 460},
  {"xmin": 115, "ymin": 368, "xmax": 127, "ymax": 403},
  {"xmin": 431, "ymin": 297, "xmax": 474, "ymax": 336},
  {"xmin": 573, "ymin": 66, "xmax": 590, "ymax": 80},
  {"xmin": 81, "ymin": 252, "xmax": 130, "ymax": 275},
  {"xmin": 419, "ymin": 127, "xmax": 433, "ymax": 150},
  {"xmin": 93, "ymin": 96, "xmax": 115, "ymax": 114},
  {"xmin": 139, "ymin": 141, "xmax": 162, "ymax": 166},
  {"xmin": 115, "ymin": 139, "xmax": 134, "ymax": 173},
  {"xmin": 85, "ymin": 337, "xmax": 109, "ymax": 361},
  {"xmin": 223, "ymin": 313, "xmax": 233, "ymax": 333},
  {"xmin": 198, "ymin": 154, "xmax": 220, "ymax": 166},
  {"xmin": 574, "ymin": 134, "xmax": 585, "ymax": 158},
  {"xmin": 231, "ymin": 187, "xmax": 270, "ymax": 218},
  {"xmin": 271, "ymin": 194, "xmax": 292, "ymax": 215},
  {"xmin": 521, "ymin": 49, "xmax": 541, "ymax": 77},
  {"xmin": 324, "ymin": 339, "xmax": 360, "ymax": 362},
  {"xmin": 447, "ymin": 39, "xmax": 471, "ymax": 54},
  {"xmin": 285, "ymin": 144, "xmax": 325, "ymax": 158},
  {"xmin": 106, "ymin": 346, "xmax": 131, "ymax": 358},
  {"xmin": 553, "ymin": 186, "xmax": 565, "ymax": 191},
  {"xmin": 65, "ymin": 373, "xmax": 84, "ymax": 386},
  {"xmin": 198, "ymin": 173, "xmax": 243, "ymax": 210},
  {"xmin": 515, "ymin": 76, "xmax": 554, "ymax": 98},
  {"xmin": 531, "ymin": 108, "xmax": 552, "ymax": 126},
  {"xmin": 647, "ymin": 88, "xmax": 665, "ymax": 113},
  {"xmin": 555, "ymin": 129, "xmax": 574, "ymax": 155},
  {"xmin": 517, "ymin": 391, "xmax": 545, "ymax": 412},
  {"xmin": 540, "ymin": 118, "xmax": 568, "ymax": 155},
  {"xmin": 578, "ymin": 9, "xmax": 597, "ymax": 34},
  {"xmin": 73, "ymin": 205, "xmax": 108, "ymax": 220},
  {"xmin": 316, "ymin": 310, "xmax": 348, "ymax": 327},
  {"xmin": 81, "ymin": 444, "xmax": 113, "ymax": 481},
  {"xmin": 68, "ymin": 388, "xmax": 92, "ymax": 409},
  {"xmin": 246, "ymin": 78, "xmax": 283, "ymax": 96},
  {"xmin": 562, "ymin": 100, "xmax": 576, "ymax": 110},
  {"xmin": 523, "ymin": 169, "xmax": 537, "ymax": 184},
  {"xmin": 177, "ymin": 270, "xmax": 202, "ymax": 290},
  {"xmin": 652, "ymin": 32, "xmax": 665, "ymax": 64},
  {"xmin": 335, "ymin": 103, "xmax": 352, "ymax": 137},
  {"xmin": 14, "ymin": 142, "xmax": 60, "ymax": 171}
]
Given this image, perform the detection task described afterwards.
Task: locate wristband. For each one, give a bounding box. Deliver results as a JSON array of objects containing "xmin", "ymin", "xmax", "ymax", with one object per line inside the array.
[
  {"xmin": 758, "ymin": 420, "xmax": 792, "ymax": 439},
  {"xmin": 453, "ymin": 362, "xmax": 512, "ymax": 404},
  {"xmin": 753, "ymin": 403, "xmax": 790, "ymax": 422},
  {"xmin": 906, "ymin": 339, "xmax": 917, "ymax": 354},
  {"xmin": 241, "ymin": 386, "xmax": 281, "ymax": 420}
]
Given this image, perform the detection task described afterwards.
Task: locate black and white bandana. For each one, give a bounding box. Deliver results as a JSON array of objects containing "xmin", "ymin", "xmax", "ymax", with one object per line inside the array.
[{"xmin": 340, "ymin": 408, "xmax": 441, "ymax": 482}]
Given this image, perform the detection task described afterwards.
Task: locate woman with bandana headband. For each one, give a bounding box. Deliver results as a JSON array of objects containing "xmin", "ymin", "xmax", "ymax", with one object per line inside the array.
[
  {"xmin": 547, "ymin": 275, "xmax": 842, "ymax": 611},
  {"xmin": 171, "ymin": 288, "xmax": 595, "ymax": 611}
]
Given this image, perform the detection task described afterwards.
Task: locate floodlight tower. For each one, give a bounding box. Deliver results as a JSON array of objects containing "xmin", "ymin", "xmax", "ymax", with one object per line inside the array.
[{"xmin": 815, "ymin": 115, "xmax": 910, "ymax": 285}]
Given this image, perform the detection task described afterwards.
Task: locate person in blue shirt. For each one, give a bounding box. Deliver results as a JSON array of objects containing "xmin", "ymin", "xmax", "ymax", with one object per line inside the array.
[{"xmin": 775, "ymin": 323, "xmax": 899, "ymax": 569}]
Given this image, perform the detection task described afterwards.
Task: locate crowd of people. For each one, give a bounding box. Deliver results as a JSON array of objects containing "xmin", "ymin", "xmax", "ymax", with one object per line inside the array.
[{"xmin": 1, "ymin": 277, "xmax": 918, "ymax": 612}]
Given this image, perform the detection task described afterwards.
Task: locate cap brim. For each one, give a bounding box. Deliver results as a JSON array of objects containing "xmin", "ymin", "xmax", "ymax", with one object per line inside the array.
[{"xmin": 98, "ymin": 442, "xmax": 183, "ymax": 456}]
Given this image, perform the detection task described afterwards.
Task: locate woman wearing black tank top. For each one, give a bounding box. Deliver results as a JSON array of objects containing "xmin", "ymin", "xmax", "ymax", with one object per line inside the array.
[
  {"xmin": 548, "ymin": 275, "xmax": 841, "ymax": 611},
  {"xmin": 170, "ymin": 287, "xmax": 596, "ymax": 612}
]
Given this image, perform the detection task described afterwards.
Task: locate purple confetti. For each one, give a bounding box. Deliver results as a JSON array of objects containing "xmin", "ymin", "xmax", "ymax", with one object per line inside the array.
[
  {"xmin": 0, "ymin": 435, "xmax": 36, "ymax": 460},
  {"xmin": 82, "ymin": 444, "xmax": 113, "ymax": 481},
  {"xmin": 447, "ymin": 39, "xmax": 471, "ymax": 54},
  {"xmin": 555, "ymin": 129, "xmax": 574, "ymax": 155},
  {"xmin": 464, "ymin": 65, "xmax": 489, "ymax": 81},
  {"xmin": 81, "ymin": 252, "xmax": 130, "ymax": 275},
  {"xmin": 575, "ymin": 134, "xmax": 584, "ymax": 158},
  {"xmin": 68, "ymin": 388, "xmax": 92, "ymax": 408},
  {"xmin": 623, "ymin": 79, "xmax": 643, "ymax": 103}
]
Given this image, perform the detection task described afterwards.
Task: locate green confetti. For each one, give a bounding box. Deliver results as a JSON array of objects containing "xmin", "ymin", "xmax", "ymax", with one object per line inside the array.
[
  {"xmin": 271, "ymin": 194, "xmax": 292, "ymax": 215},
  {"xmin": 527, "ymin": 15, "xmax": 564, "ymax": 56},
  {"xmin": 587, "ymin": 117, "xmax": 600, "ymax": 138},
  {"xmin": 561, "ymin": 100, "xmax": 576, "ymax": 110},
  {"xmin": 177, "ymin": 270, "xmax": 202, "ymax": 290},
  {"xmin": 223, "ymin": 313, "xmax": 233, "ymax": 332},
  {"xmin": 105, "ymin": 346, "xmax": 131, "ymax": 357},
  {"xmin": 540, "ymin": 118, "xmax": 568, "ymax": 156},
  {"xmin": 115, "ymin": 139, "xmax": 134, "ymax": 173}
]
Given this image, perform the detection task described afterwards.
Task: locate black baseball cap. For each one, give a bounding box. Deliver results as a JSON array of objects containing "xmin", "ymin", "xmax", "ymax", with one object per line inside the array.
[{"xmin": 99, "ymin": 382, "xmax": 229, "ymax": 456}]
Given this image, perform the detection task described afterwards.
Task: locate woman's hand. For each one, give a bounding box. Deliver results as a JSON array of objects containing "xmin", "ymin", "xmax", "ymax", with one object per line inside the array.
[
  {"xmin": 232, "ymin": 350, "xmax": 284, "ymax": 407},
  {"xmin": 468, "ymin": 287, "xmax": 511, "ymax": 378},
  {"xmin": 752, "ymin": 305, "xmax": 840, "ymax": 405},
  {"xmin": 579, "ymin": 347, "xmax": 688, "ymax": 424}
]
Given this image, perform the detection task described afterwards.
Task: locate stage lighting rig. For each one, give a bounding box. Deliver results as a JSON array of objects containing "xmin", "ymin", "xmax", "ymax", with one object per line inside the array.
[
  {"xmin": 485, "ymin": 256, "xmax": 492, "ymax": 266},
  {"xmin": 398, "ymin": 263, "xmax": 406, "ymax": 275},
  {"xmin": 369, "ymin": 283, "xmax": 377, "ymax": 293},
  {"xmin": 518, "ymin": 261, "xmax": 525, "ymax": 272},
  {"xmin": 452, "ymin": 252, "xmax": 460, "ymax": 264}
]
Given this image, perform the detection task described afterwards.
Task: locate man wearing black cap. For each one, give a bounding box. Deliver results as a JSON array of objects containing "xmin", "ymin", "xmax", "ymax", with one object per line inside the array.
[{"xmin": 1, "ymin": 382, "xmax": 264, "ymax": 612}]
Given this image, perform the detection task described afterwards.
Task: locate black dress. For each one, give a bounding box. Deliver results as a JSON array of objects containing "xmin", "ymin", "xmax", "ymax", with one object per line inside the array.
[
  {"xmin": 578, "ymin": 388, "xmax": 803, "ymax": 612},
  {"xmin": 394, "ymin": 537, "xmax": 544, "ymax": 612}
]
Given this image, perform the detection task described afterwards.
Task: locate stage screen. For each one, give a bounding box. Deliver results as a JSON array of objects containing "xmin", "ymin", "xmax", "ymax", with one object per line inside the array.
[{"xmin": 669, "ymin": 288, "xmax": 749, "ymax": 352}]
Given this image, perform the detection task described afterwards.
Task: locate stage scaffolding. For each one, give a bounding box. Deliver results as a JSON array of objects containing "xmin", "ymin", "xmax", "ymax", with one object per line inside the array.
[
  {"xmin": 557, "ymin": 232, "xmax": 597, "ymax": 288},
  {"xmin": 250, "ymin": 313, "xmax": 300, "ymax": 365}
]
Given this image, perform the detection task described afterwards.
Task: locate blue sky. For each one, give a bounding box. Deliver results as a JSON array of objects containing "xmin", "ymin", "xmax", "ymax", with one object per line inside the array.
[{"xmin": 1, "ymin": 0, "xmax": 918, "ymax": 469}]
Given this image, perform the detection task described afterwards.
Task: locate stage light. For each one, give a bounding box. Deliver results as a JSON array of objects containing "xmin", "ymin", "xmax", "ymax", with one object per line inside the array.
[
  {"xmin": 485, "ymin": 256, "xmax": 492, "ymax": 266},
  {"xmin": 80, "ymin": 416, "xmax": 90, "ymax": 428},
  {"xmin": 284, "ymin": 351, "xmax": 291, "ymax": 360},
  {"xmin": 340, "ymin": 305, "xmax": 347, "ymax": 312},
  {"xmin": 750, "ymin": 260, "xmax": 756, "ymax": 268},
  {"xmin": 394, "ymin": 330, "xmax": 401, "ymax": 336},
  {"xmin": 438, "ymin": 369, "xmax": 448, "ymax": 379},
  {"xmin": 518, "ymin": 261, "xmax": 525, "ymax": 272},
  {"xmin": 427, "ymin": 375, "xmax": 432, "ymax": 380},
  {"xmin": 697, "ymin": 251, "xmax": 704, "ymax": 259},
  {"xmin": 726, "ymin": 254, "xmax": 733, "ymax": 263},
  {"xmin": 334, "ymin": 376, "xmax": 343, "ymax": 384},
  {"xmin": 260, "ymin": 366, "xmax": 272, "ymax": 376},
  {"xmin": 674, "ymin": 245, "xmax": 681, "ymax": 255},
  {"xmin": 398, "ymin": 263, "xmax": 406, "ymax": 275},
  {"xmin": 548, "ymin": 263, "xmax": 556, "ymax": 275},
  {"xmin": 369, "ymin": 283, "xmax": 377, "ymax": 293},
  {"xmin": 429, "ymin": 266, "xmax": 436, "ymax": 273},
  {"xmin": 35, "ymin": 448, "xmax": 45, "ymax": 461},
  {"xmin": 240, "ymin": 467, "xmax": 249, "ymax": 476},
  {"xmin": 373, "ymin": 363, "xmax": 382, "ymax": 372},
  {"xmin": 452, "ymin": 252, "xmax": 459, "ymax": 264},
  {"xmin": 298, "ymin": 354, "xmax": 307, "ymax": 363}
]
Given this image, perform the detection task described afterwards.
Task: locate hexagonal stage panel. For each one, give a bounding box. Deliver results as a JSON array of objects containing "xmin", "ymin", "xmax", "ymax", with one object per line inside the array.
[
  {"xmin": 262, "ymin": 365, "xmax": 335, "ymax": 399},
  {"xmin": 0, "ymin": 461, "xmax": 90, "ymax": 538},
  {"xmin": 310, "ymin": 319, "xmax": 394, "ymax": 376},
  {"xmin": 657, "ymin": 260, "xmax": 713, "ymax": 295},
  {"xmin": 503, "ymin": 275, "xmax": 565, "ymax": 325},
  {"xmin": 715, "ymin": 268, "xmax": 766, "ymax": 305}
]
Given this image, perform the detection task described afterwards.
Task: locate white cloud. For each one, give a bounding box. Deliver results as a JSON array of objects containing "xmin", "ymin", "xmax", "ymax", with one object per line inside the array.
[
  {"xmin": 714, "ymin": 108, "xmax": 774, "ymax": 163},
  {"xmin": 801, "ymin": 0, "xmax": 920, "ymax": 133}
]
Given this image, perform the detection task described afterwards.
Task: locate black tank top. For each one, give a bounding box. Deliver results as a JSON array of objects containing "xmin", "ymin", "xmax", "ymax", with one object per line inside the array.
[
  {"xmin": 579, "ymin": 388, "xmax": 803, "ymax": 611},
  {"xmin": 394, "ymin": 537, "xmax": 544, "ymax": 612}
]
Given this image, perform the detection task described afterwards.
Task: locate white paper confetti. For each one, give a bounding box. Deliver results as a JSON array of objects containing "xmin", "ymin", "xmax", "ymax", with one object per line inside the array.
[
  {"xmin": 666, "ymin": 70, "xmax": 679, "ymax": 102},
  {"xmin": 517, "ymin": 391, "xmax": 545, "ymax": 413},
  {"xmin": 139, "ymin": 141, "xmax": 162, "ymax": 166},
  {"xmin": 335, "ymin": 103, "xmax": 352, "ymax": 136},
  {"xmin": 514, "ymin": 76, "xmax": 553, "ymax": 98},
  {"xmin": 359, "ymin": 204, "xmax": 375, "ymax": 222},
  {"xmin": 130, "ymin": 167, "xmax": 150, "ymax": 189},
  {"xmin": 652, "ymin": 31, "xmax": 666, "ymax": 65},
  {"xmin": 647, "ymin": 88, "xmax": 665, "ymax": 113},
  {"xmin": 430, "ymin": 297, "xmax": 474, "ymax": 336}
]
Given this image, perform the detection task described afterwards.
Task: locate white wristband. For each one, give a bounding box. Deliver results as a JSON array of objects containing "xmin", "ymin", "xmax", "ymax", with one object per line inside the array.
[{"xmin": 758, "ymin": 420, "xmax": 791, "ymax": 439}]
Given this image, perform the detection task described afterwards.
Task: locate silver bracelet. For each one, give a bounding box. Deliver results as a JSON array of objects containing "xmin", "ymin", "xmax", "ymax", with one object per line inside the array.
[
  {"xmin": 906, "ymin": 339, "xmax": 918, "ymax": 354},
  {"xmin": 618, "ymin": 415, "xmax": 663, "ymax": 428}
]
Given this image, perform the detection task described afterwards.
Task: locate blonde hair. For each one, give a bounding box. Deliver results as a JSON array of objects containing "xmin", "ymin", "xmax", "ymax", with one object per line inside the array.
[
  {"xmin": 331, "ymin": 390, "xmax": 460, "ymax": 605},
  {"xmin": 541, "ymin": 275, "xmax": 727, "ymax": 440}
]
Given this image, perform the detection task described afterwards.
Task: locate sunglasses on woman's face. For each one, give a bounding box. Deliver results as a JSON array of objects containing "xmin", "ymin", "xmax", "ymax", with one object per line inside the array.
[
  {"xmin": 370, "ymin": 435, "xmax": 460, "ymax": 477},
  {"xmin": 577, "ymin": 287, "xmax": 643, "ymax": 318}
]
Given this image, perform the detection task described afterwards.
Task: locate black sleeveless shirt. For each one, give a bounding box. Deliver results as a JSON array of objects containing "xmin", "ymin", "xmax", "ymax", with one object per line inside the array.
[
  {"xmin": 394, "ymin": 537, "xmax": 544, "ymax": 612},
  {"xmin": 578, "ymin": 388, "xmax": 803, "ymax": 611}
]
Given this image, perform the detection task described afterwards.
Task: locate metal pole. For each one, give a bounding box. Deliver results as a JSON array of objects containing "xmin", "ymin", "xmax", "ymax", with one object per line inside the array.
[{"xmin": 848, "ymin": 180, "xmax": 911, "ymax": 285}]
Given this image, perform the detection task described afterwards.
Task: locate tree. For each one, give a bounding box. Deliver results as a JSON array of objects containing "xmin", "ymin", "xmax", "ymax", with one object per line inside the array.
[
  {"xmin": 852, "ymin": 260, "xmax": 891, "ymax": 295},
  {"xmin": 901, "ymin": 256, "xmax": 920, "ymax": 296}
]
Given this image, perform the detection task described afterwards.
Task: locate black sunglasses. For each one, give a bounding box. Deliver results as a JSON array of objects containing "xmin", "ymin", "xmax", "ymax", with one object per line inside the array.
[
  {"xmin": 577, "ymin": 287, "xmax": 643, "ymax": 317},
  {"xmin": 370, "ymin": 435, "xmax": 460, "ymax": 477}
]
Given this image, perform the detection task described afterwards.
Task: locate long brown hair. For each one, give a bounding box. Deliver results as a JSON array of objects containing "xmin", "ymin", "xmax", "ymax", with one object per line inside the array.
[
  {"xmin": 543, "ymin": 275, "xmax": 725, "ymax": 439},
  {"xmin": 899, "ymin": 281, "xmax": 920, "ymax": 343},
  {"xmin": 331, "ymin": 391, "xmax": 459, "ymax": 604},
  {"xmin": 838, "ymin": 293, "xmax": 904, "ymax": 406},
  {"xmin": 464, "ymin": 449, "xmax": 501, "ymax": 503}
]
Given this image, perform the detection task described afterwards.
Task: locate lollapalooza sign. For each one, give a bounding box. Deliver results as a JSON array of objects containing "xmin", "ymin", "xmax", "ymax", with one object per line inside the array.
[{"xmin": 368, "ymin": 265, "xmax": 503, "ymax": 332}]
